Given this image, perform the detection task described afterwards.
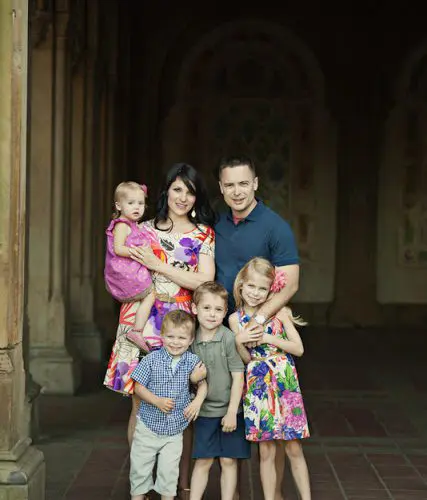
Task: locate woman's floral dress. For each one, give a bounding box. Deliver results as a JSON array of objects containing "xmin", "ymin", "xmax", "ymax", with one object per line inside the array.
[
  {"xmin": 238, "ymin": 310, "xmax": 310, "ymax": 442},
  {"xmin": 103, "ymin": 220, "xmax": 215, "ymax": 395}
]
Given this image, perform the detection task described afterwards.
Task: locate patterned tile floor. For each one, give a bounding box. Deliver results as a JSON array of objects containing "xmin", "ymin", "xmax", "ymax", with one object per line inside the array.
[{"xmin": 36, "ymin": 328, "xmax": 427, "ymax": 499}]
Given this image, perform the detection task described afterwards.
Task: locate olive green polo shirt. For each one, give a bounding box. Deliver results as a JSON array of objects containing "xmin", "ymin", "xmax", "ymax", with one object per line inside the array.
[{"xmin": 191, "ymin": 325, "xmax": 245, "ymax": 418}]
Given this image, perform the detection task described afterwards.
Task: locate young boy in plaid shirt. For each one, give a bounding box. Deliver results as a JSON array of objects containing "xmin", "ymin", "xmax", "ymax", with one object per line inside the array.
[{"xmin": 130, "ymin": 310, "xmax": 207, "ymax": 500}]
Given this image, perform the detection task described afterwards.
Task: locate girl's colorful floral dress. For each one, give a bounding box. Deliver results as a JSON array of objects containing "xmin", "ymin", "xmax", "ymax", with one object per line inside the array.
[
  {"xmin": 238, "ymin": 310, "xmax": 310, "ymax": 442},
  {"xmin": 103, "ymin": 220, "xmax": 215, "ymax": 395}
]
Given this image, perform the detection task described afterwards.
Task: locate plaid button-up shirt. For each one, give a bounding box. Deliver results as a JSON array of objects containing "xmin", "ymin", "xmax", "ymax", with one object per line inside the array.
[{"xmin": 131, "ymin": 348, "xmax": 200, "ymax": 436}]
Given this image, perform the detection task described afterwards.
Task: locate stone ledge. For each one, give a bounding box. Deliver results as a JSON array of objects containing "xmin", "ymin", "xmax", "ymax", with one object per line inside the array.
[
  {"xmin": 30, "ymin": 346, "xmax": 81, "ymax": 395},
  {"xmin": 0, "ymin": 445, "xmax": 45, "ymax": 500},
  {"xmin": 0, "ymin": 438, "xmax": 31, "ymax": 462}
]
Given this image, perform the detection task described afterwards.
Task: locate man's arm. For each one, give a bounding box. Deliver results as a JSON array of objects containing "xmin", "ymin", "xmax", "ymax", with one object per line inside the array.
[
  {"xmin": 249, "ymin": 215, "xmax": 300, "ymax": 325},
  {"xmin": 254, "ymin": 263, "xmax": 299, "ymax": 320}
]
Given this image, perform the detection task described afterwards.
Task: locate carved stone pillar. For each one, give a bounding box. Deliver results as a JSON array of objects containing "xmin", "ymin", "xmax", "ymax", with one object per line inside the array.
[
  {"xmin": 0, "ymin": 2, "xmax": 45, "ymax": 498},
  {"xmin": 68, "ymin": 0, "xmax": 104, "ymax": 361},
  {"xmin": 28, "ymin": 0, "xmax": 81, "ymax": 394},
  {"xmin": 93, "ymin": 1, "xmax": 120, "ymax": 340}
]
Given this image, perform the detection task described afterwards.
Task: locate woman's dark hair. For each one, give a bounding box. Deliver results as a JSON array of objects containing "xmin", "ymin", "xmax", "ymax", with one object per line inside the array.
[{"xmin": 154, "ymin": 163, "xmax": 217, "ymax": 231}]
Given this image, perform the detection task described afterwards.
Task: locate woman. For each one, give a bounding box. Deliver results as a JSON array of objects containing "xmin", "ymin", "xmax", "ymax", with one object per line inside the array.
[{"xmin": 104, "ymin": 163, "xmax": 216, "ymax": 499}]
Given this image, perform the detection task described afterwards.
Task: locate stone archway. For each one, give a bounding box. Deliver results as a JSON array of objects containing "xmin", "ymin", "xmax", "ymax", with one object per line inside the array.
[
  {"xmin": 160, "ymin": 20, "xmax": 337, "ymax": 303},
  {"xmin": 377, "ymin": 43, "xmax": 427, "ymax": 304}
]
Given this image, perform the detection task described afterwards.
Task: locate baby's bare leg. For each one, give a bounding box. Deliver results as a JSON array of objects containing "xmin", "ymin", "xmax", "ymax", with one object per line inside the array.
[{"xmin": 134, "ymin": 290, "xmax": 155, "ymax": 330}]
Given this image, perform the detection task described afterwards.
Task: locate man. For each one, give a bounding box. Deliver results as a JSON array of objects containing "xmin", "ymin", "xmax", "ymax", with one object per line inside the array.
[
  {"xmin": 215, "ymin": 155, "xmax": 299, "ymax": 322},
  {"xmin": 214, "ymin": 155, "xmax": 302, "ymax": 500}
]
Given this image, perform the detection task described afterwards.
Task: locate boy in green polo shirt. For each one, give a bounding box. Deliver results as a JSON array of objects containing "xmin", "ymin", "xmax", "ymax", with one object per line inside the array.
[{"xmin": 189, "ymin": 282, "xmax": 250, "ymax": 500}]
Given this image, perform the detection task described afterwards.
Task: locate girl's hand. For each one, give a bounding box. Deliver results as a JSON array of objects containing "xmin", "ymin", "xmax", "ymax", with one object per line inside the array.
[
  {"xmin": 184, "ymin": 400, "xmax": 202, "ymax": 421},
  {"xmin": 236, "ymin": 323, "xmax": 263, "ymax": 344},
  {"xmin": 255, "ymin": 334, "xmax": 271, "ymax": 347},
  {"xmin": 129, "ymin": 245, "xmax": 161, "ymax": 272}
]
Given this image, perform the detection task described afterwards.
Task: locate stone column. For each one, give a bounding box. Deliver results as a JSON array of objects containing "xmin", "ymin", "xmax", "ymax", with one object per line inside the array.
[
  {"xmin": 68, "ymin": 0, "xmax": 104, "ymax": 362},
  {"xmin": 330, "ymin": 112, "xmax": 382, "ymax": 326},
  {"xmin": 93, "ymin": 2, "xmax": 120, "ymax": 340},
  {"xmin": 28, "ymin": 0, "xmax": 81, "ymax": 394},
  {"xmin": 0, "ymin": 1, "xmax": 45, "ymax": 498}
]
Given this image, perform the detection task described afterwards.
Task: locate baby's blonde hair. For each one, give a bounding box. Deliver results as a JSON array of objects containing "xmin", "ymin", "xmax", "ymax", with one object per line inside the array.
[
  {"xmin": 233, "ymin": 257, "xmax": 307, "ymax": 326},
  {"xmin": 112, "ymin": 181, "xmax": 146, "ymax": 219}
]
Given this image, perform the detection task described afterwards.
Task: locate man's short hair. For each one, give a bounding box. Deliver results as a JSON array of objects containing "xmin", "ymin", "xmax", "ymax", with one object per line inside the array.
[
  {"xmin": 193, "ymin": 281, "xmax": 228, "ymax": 308},
  {"xmin": 160, "ymin": 310, "xmax": 196, "ymax": 337},
  {"xmin": 217, "ymin": 155, "xmax": 256, "ymax": 180}
]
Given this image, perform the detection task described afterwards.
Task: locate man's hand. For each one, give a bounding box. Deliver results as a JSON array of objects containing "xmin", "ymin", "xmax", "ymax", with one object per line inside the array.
[
  {"xmin": 155, "ymin": 396, "xmax": 175, "ymax": 413},
  {"xmin": 184, "ymin": 400, "xmax": 202, "ymax": 421},
  {"xmin": 221, "ymin": 411, "xmax": 237, "ymax": 433}
]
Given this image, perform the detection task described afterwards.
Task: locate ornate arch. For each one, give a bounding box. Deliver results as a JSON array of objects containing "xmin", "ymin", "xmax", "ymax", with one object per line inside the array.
[
  {"xmin": 176, "ymin": 19, "xmax": 324, "ymax": 104},
  {"xmin": 161, "ymin": 20, "xmax": 336, "ymax": 303},
  {"xmin": 378, "ymin": 42, "xmax": 427, "ymax": 303}
]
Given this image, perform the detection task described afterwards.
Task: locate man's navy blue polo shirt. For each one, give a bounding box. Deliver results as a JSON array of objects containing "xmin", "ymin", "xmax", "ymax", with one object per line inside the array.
[{"xmin": 215, "ymin": 200, "xmax": 299, "ymax": 313}]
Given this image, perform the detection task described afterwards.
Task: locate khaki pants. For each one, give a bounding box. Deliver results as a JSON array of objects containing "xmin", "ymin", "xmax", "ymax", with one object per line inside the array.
[{"xmin": 130, "ymin": 419, "xmax": 183, "ymax": 497}]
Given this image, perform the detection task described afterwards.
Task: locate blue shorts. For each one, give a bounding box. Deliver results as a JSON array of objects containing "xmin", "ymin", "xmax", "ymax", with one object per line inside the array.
[{"xmin": 192, "ymin": 413, "xmax": 251, "ymax": 459}]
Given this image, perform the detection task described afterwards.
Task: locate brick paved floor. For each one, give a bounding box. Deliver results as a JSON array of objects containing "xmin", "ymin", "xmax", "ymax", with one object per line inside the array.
[{"xmin": 36, "ymin": 328, "xmax": 427, "ymax": 499}]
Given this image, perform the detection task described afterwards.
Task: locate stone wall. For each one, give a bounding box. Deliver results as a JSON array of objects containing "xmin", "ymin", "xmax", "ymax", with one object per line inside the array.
[
  {"xmin": 127, "ymin": 4, "xmax": 427, "ymax": 327},
  {"xmin": 26, "ymin": 0, "xmax": 132, "ymax": 394}
]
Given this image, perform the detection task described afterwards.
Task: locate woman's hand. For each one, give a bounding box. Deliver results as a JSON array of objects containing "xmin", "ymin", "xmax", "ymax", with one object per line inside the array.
[{"xmin": 128, "ymin": 245, "xmax": 162, "ymax": 272}]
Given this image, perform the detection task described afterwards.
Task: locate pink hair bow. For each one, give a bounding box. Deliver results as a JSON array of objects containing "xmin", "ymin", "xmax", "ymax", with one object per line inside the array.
[
  {"xmin": 140, "ymin": 184, "xmax": 148, "ymax": 195},
  {"xmin": 270, "ymin": 269, "xmax": 288, "ymax": 293}
]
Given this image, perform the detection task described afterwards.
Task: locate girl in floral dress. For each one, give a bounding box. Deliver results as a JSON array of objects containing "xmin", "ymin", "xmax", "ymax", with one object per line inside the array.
[
  {"xmin": 229, "ymin": 257, "xmax": 311, "ymax": 500},
  {"xmin": 103, "ymin": 163, "xmax": 216, "ymax": 499}
]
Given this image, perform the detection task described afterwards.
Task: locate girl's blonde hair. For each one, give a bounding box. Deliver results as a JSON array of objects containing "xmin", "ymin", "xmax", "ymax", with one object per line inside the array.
[
  {"xmin": 233, "ymin": 257, "xmax": 307, "ymax": 326},
  {"xmin": 233, "ymin": 257, "xmax": 275, "ymax": 310},
  {"xmin": 112, "ymin": 181, "xmax": 146, "ymax": 219}
]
